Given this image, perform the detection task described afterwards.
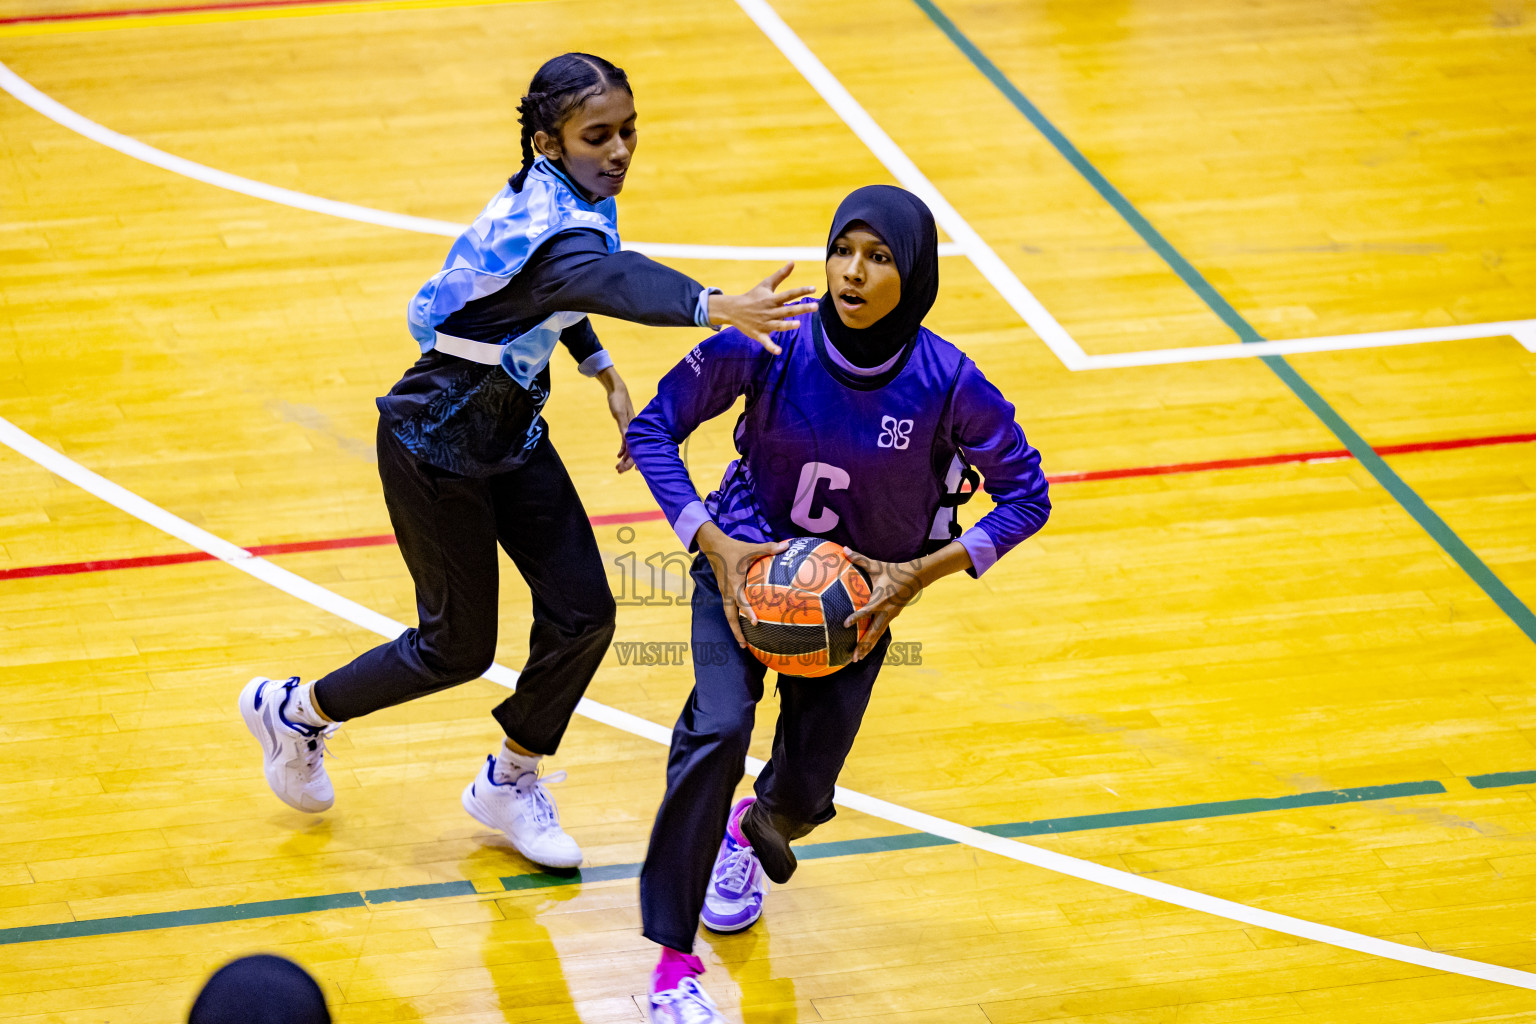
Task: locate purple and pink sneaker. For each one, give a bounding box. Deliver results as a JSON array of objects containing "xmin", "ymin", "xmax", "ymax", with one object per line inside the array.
[
  {"xmin": 648, "ymin": 949, "xmax": 724, "ymax": 1024},
  {"xmin": 700, "ymin": 797, "xmax": 769, "ymax": 934}
]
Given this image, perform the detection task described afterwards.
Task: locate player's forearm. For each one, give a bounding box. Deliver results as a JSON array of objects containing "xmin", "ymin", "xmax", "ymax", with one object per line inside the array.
[
  {"xmin": 535, "ymin": 248, "xmax": 703, "ymax": 327},
  {"xmin": 595, "ymin": 365, "xmax": 625, "ymax": 394},
  {"xmin": 906, "ymin": 540, "xmax": 973, "ymax": 589},
  {"xmin": 696, "ymin": 521, "xmax": 760, "ymax": 572}
]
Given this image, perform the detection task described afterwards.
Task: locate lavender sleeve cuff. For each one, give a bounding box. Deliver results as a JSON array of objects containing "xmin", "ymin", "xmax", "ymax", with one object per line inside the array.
[
  {"xmin": 577, "ymin": 349, "xmax": 614, "ymax": 377},
  {"xmin": 673, "ymin": 500, "xmax": 713, "ymax": 549},
  {"xmin": 694, "ymin": 287, "xmax": 723, "ymax": 330},
  {"xmin": 958, "ymin": 526, "xmax": 998, "ymax": 577}
]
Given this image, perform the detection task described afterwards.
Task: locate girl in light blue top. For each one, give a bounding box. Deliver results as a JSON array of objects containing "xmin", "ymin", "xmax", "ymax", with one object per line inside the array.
[{"xmin": 240, "ymin": 53, "xmax": 814, "ymax": 873}]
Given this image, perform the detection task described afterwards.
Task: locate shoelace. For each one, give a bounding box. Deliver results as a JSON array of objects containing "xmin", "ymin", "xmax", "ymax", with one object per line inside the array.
[
  {"xmin": 715, "ymin": 842, "xmax": 756, "ymax": 895},
  {"xmin": 301, "ymin": 725, "xmax": 337, "ymax": 774},
  {"xmin": 275, "ymin": 677, "xmax": 334, "ymax": 775},
  {"xmin": 512, "ymin": 768, "xmax": 567, "ymax": 829},
  {"xmin": 652, "ymin": 978, "xmax": 718, "ymax": 1024}
]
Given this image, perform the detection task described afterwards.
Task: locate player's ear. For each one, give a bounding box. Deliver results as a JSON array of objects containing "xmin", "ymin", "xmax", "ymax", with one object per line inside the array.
[{"xmin": 533, "ymin": 129, "xmax": 562, "ymax": 161}]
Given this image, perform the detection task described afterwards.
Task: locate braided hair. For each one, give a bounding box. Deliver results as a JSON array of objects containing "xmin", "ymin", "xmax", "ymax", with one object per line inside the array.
[{"xmin": 511, "ymin": 53, "xmax": 632, "ymax": 192}]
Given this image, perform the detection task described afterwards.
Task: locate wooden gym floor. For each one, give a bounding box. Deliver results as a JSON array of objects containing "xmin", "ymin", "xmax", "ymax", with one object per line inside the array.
[{"xmin": 2, "ymin": 0, "xmax": 1534, "ymax": 1020}]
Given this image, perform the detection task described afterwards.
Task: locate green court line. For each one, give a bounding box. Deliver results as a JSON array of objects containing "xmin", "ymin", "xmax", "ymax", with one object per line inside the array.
[
  {"xmin": 1257, "ymin": 356, "xmax": 1536, "ymax": 640},
  {"xmin": 1469, "ymin": 770, "xmax": 1536, "ymax": 789},
  {"xmin": 981, "ymin": 781, "xmax": 1447, "ymax": 837},
  {"xmin": 798, "ymin": 830, "xmax": 955, "ymax": 860},
  {"xmin": 501, "ymin": 867, "xmax": 585, "ymax": 889},
  {"xmin": 362, "ymin": 880, "xmax": 475, "ymax": 902},
  {"xmin": 0, "ymin": 893, "xmax": 366, "ymax": 944},
  {"xmin": 551, "ymin": 862, "xmax": 640, "ymax": 884},
  {"xmin": 6, "ymin": 773, "xmax": 1523, "ymax": 947},
  {"xmin": 911, "ymin": 0, "xmax": 1536, "ymax": 645}
]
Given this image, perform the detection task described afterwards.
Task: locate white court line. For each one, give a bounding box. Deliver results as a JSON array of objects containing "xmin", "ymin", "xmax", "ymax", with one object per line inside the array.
[
  {"xmin": 731, "ymin": 0, "xmax": 1092, "ymax": 371},
  {"xmin": 4, "ymin": 416, "xmax": 1536, "ymax": 991},
  {"xmin": 3, "ymin": 6, "xmax": 1532, "ymax": 996},
  {"xmin": 1077, "ymin": 319, "xmax": 1536, "ymax": 369},
  {"xmin": 4, "ymin": 16, "xmax": 1534, "ymax": 986},
  {"xmin": 0, "ymin": 60, "xmax": 962, "ymax": 263},
  {"xmin": 732, "ymin": 0, "xmax": 1536, "ymax": 372},
  {"xmin": 3, "ymin": 58, "xmax": 1529, "ymax": 367}
]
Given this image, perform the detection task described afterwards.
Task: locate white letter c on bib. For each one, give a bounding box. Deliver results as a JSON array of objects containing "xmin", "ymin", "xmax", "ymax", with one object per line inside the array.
[{"xmin": 791, "ymin": 462, "xmax": 850, "ymax": 532}]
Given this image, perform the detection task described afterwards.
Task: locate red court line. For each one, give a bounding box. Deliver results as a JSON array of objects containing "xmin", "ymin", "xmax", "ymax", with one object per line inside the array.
[
  {"xmin": 245, "ymin": 533, "xmax": 396, "ymax": 557},
  {"xmin": 1049, "ymin": 447, "xmax": 1350, "ymax": 484},
  {"xmin": 0, "ymin": 515, "xmax": 662, "ymax": 581},
  {"xmin": 1053, "ymin": 431, "xmax": 1536, "ymax": 484},
  {"xmin": 3, "ymin": 432, "xmax": 1530, "ymax": 582},
  {"xmin": 0, "ymin": 550, "xmax": 218, "ymax": 579},
  {"xmin": 1377, "ymin": 432, "xmax": 1536, "ymax": 457},
  {"xmin": 0, "ymin": 0, "xmax": 394, "ymax": 25}
]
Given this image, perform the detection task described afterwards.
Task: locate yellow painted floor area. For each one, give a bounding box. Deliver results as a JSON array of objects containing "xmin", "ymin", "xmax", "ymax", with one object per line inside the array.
[{"xmin": 2, "ymin": 0, "xmax": 1535, "ymax": 1021}]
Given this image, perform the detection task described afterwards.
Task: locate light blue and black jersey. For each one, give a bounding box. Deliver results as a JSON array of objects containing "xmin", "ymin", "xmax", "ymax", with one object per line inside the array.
[
  {"xmin": 379, "ymin": 159, "xmax": 717, "ymax": 477},
  {"xmin": 626, "ymin": 314, "xmax": 1051, "ymax": 576}
]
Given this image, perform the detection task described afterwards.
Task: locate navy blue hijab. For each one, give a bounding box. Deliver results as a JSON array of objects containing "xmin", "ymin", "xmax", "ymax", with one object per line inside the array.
[
  {"xmin": 818, "ymin": 185, "xmax": 940, "ymax": 368},
  {"xmin": 188, "ymin": 955, "xmax": 330, "ymax": 1024}
]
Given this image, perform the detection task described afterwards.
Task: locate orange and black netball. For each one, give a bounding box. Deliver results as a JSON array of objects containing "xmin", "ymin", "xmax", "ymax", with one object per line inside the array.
[{"xmin": 738, "ymin": 537, "xmax": 872, "ymax": 678}]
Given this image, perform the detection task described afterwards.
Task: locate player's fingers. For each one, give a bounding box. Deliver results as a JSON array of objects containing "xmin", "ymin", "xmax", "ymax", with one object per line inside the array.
[
  {"xmin": 843, "ymin": 595, "xmax": 880, "ymax": 627},
  {"xmin": 841, "ymin": 546, "xmax": 874, "ymax": 570},
  {"xmin": 761, "ymin": 262, "xmax": 794, "ymax": 290},
  {"xmin": 732, "ymin": 542, "xmax": 776, "ymax": 581},
  {"xmin": 745, "ymin": 331, "xmax": 783, "ymax": 355},
  {"xmin": 765, "ymin": 319, "xmax": 803, "ymax": 333},
  {"xmin": 845, "ymin": 593, "xmax": 896, "ymax": 628},
  {"xmin": 775, "ymin": 288, "xmax": 817, "ymax": 304},
  {"xmin": 724, "ymin": 600, "xmax": 748, "ymax": 647},
  {"xmin": 723, "ymin": 590, "xmax": 752, "ymax": 646},
  {"xmin": 856, "ymin": 612, "xmax": 891, "ymax": 659},
  {"xmin": 745, "ymin": 539, "xmax": 788, "ymax": 562},
  {"xmin": 734, "ymin": 582, "xmax": 760, "ymax": 626}
]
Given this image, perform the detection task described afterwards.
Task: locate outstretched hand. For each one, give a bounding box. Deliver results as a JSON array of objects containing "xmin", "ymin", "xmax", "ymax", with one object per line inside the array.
[{"xmin": 707, "ymin": 263, "xmax": 818, "ymax": 355}]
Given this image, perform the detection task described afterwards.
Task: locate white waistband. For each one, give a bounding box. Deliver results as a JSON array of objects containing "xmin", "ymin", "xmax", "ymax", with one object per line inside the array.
[{"xmin": 433, "ymin": 332, "xmax": 506, "ymax": 365}]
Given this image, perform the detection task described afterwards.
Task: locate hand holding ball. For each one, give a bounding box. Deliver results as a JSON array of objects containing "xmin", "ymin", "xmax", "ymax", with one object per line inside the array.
[{"xmin": 737, "ymin": 537, "xmax": 872, "ymax": 677}]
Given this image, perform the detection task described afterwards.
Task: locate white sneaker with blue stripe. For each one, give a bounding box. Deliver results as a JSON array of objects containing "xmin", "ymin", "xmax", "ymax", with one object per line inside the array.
[
  {"xmin": 461, "ymin": 755, "xmax": 582, "ymax": 869},
  {"xmin": 239, "ymin": 676, "xmax": 336, "ymax": 813}
]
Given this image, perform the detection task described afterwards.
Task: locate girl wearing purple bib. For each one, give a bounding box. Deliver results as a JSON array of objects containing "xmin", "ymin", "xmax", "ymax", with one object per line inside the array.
[{"xmin": 626, "ymin": 186, "xmax": 1052, "ymax": 1022}]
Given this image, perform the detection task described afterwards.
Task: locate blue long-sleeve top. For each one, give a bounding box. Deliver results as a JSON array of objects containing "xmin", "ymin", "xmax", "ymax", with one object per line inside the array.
[
  {"xmin": 379, "ymin": 228, "xmax": 714, "ymax": 477},
  {"xmin": 625, "ymin": 315, "xmax": 1050, "ymax": 575}
]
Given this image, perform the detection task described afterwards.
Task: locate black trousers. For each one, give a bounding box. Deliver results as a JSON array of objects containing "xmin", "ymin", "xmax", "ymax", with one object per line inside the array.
[
  {"xmin": 312, "ymin": 422, "xmax": 615, "ymax": 755},
  {"xmin": 639, "ymin": 555, "xmax": 889, "ymax": 952}
]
